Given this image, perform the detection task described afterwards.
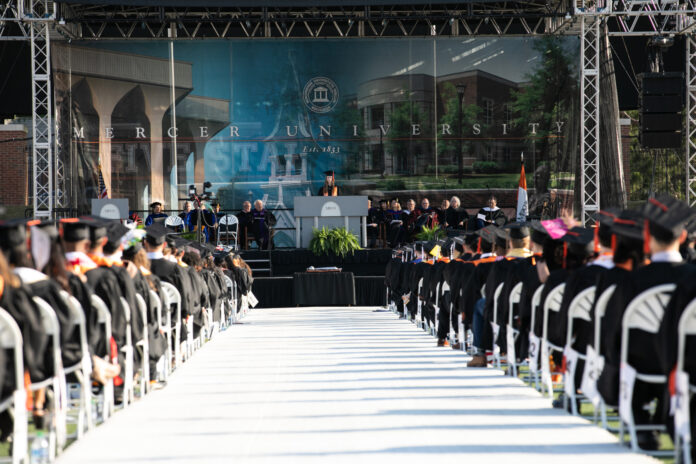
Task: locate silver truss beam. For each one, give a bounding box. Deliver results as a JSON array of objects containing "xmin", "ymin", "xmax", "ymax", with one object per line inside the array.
[
  {"xmin": 26, "ymin": 0, "xmax": 55, "ymax": 218},
  {"xmin": 687, "ymin": 35, "xmax": 696, "ymax": 207},
  {"xmin": 579, "ymin": 15, "xmax": 601, "ymax": 225}
]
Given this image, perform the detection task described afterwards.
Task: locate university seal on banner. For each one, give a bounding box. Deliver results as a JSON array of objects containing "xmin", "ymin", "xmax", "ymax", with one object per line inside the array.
[{"xmin": 303, "ymin": 77, "xmax": 339, "ymax": 113}]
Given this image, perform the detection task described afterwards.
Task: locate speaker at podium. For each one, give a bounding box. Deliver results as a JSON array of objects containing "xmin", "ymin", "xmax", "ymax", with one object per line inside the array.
[{"xmin": 294, "ymin": 196, "xmax": 368, "ymax": 248}]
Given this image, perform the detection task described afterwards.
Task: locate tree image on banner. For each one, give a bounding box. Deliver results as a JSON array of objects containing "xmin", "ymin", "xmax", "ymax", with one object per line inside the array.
[
  {"xmin": 511, "ymin": 36, "xmax": 578, "ymax": 198},
  {"xmin": 385, "ymin": 92, "xmax": 430, "ymax": 178},
  {"xmin": 437, "ymin": 82, "xmax": 482, "ymax": 184}
]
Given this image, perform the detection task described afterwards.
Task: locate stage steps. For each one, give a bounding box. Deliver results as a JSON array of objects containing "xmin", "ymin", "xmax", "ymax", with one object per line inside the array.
[{"xmin": 239, "ymin": 250, "xmax": 272, "ymax": 276}]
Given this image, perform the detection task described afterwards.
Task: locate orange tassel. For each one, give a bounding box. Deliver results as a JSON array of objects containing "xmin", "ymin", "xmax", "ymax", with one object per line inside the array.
[
  {"xmin": 593, "ymin": 224, "xmax": 600, "ymax": 254},
  {"xmin": 477, "ymin": 237, "xmax": 481, "ymax": 254},
  {"xmin": 562, "ymin": 242, "xmax": 568, "ymax": 269},
  {"xmin": 24, "ymin": 371, "xmax": 33, "ymax": 410},
  {"xmin": 643, "ymin": 219, "xmax": 651, "ymax": 256},
  {"xmin": 611, "ymin": 234, "xmax": 617, "ymax": 254}
]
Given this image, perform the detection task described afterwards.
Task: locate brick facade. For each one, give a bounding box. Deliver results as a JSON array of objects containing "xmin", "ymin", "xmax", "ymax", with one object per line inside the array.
[{"xmin": 0, "ymin": 125, "xmax": 29, "ymax": 208}]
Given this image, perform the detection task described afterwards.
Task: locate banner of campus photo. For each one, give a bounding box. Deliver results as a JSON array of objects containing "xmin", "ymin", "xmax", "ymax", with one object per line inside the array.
[{"xmin": 52, "ymin": 37, "xmax": 580, "ymax": 246}]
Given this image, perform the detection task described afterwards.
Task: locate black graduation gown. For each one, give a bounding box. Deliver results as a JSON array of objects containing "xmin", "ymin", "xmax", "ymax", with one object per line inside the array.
[
  {"xmin": 367, "ymin": 208, "xmax": 385, "ymax": 239},
  {"xmin": 150, "ymin": 258, "xmax": 195, "ymax": 342},
  {"xmin": 450, "ymin": 260, "xmax": 476, "ymax": 319},
  {"xmin": 317, "ymin": 185, "xmax": 340, "ymax": 196},
  {"xmin": 445, "ymin": 207, "xmax": 468, "ymax": 229},
  {"xmin": 460, "ymin": 258, "xmax": 497, "ymax": 324},
  {"xmin": 517, "ymin": 258, "xmax": 542, "ymax": 358},
  {"xmin": 67, "ymin": 274, "xmax": 100, "ymax": 356},
  {"xmin": 85, "ymin": 267, "xmax": 128, "ymax": 361},
  {"xmin": 597, "ymin": 261, "xmax": 693, "ymax": 412},
  {"xmin": 132, "ymin": 271, "xmax": 167, "ymax": 362},
  {"xmin": 476, "ymin": 207, "xmax": 507, "ymax": 228}
]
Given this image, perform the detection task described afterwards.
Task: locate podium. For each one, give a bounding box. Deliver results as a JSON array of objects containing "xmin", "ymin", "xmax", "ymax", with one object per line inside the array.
[{"xmin": 294, "ymin": 196, "xmax": 368, "ymax": 248}]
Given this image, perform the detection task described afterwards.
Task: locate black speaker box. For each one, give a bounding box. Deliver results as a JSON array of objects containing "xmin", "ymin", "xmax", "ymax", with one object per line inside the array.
[
  {"xmin": 640, "ymin": 113, "xmax": 682, "ymax": 132},
  {"xmin": 640, "ymin": 131, "xmax": 682, "ymax": 149}
]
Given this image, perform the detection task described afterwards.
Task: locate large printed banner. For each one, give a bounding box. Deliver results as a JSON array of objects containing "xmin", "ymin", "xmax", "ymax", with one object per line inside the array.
[{"xmin": 53, "ymin": 37, "xmax": 579, "ymax": 245}]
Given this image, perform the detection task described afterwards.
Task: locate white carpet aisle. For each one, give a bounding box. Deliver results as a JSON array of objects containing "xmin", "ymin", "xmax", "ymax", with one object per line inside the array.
[{"xmin": 57, "ymin": 307, "xmax": 656, "ymax": 464}]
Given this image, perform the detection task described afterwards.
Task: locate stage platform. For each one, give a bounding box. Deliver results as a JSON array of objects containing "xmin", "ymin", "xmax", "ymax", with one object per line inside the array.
[
  {"xmin": 57, "ymin": 307, "xmax": 655, "ymax": 464},
  {"xmin": 240, "ymin": 249, "xmax": 390, "ymax": 308}
]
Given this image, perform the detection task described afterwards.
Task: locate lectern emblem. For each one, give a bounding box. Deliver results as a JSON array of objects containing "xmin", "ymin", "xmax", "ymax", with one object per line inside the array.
[{"xmin": 303, "ymin": 77, "xmax": 339, "ymax": 113}]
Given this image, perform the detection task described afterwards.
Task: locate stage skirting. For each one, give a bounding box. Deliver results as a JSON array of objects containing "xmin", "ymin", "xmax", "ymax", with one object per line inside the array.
[
  {"xmin": 240, "ymin": 249, "xmax": 392, "ymax": 277},
  {"xmin": 252, "ymin": 276, "xmax": 386, "ymax": 308}
]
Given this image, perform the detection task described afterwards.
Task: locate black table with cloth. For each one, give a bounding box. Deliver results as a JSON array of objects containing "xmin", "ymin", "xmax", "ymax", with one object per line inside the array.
[{"xmin": 293, "ymin": 272, "xmax": 356, "ymax": 306}]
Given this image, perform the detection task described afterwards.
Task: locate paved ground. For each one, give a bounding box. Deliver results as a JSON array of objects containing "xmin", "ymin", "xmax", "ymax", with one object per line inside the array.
[{"xmin": 58, "ymin": 307, "xmax": 656, "ymax": 464}]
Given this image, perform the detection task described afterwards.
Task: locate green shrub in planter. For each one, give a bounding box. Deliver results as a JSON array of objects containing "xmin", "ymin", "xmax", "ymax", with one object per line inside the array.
[
  {"xmin": 414, "ymin": 224, "xmax": 446, "ymax": 241},
  {"xmin": 309, "ymin": 226, "xmax": 361, "ymax": 258}
]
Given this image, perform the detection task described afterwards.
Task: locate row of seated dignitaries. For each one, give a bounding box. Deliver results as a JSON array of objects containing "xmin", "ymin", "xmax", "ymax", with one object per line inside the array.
[
  {"xmin": 385, "ymin": 194, "xmax": 696, "ymax": 454},
  {"xmin": 0, "ymin": 216, "xmax": 253, "ymax": 443}
]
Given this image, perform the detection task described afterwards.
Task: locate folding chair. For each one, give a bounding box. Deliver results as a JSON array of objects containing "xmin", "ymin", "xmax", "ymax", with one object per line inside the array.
[
  {"xmin": 541, "ymin": 283, "xmax": 566, "ymax": 398},
  {"xmin": 506, "ymin": 282, "xmax": 523, "ymax": 377},
  {"xmin": 563, "ymin": 285, "xmax": 596, "ymax": 416},
  {"xmin": 0, "ymin": 307, "xmax": 28, "ymax": 464},
  {"xmin": 134, "ymin": 293, "xmax": 150, "ymax": 397},
  {"xmin": 527, "ymin": 284, "xmax": 545, "ymax": 390},
  {"xmin": 675, "ymin": 297, "xmax": 696, "ymax": 464},
  {"xmin": 618, "ymin": 283, "xmax": 676, "ymax": 457},
  {"xmin": 218, "ymin": 214, "xmax": 239, "ymax": 249},
  {"xmin": 223, "ymin": 275, "xmax": 237, "ymax": 325},
  {"xmin": 416, "ymin": 278, "xmax": 424, "ymax": 330},
  {"xmin": 164, "ymin": 215, "xmax": 184, "ymax": 232},
  {"xmin": 159, "ymin": 282, "xmax": 183, "ymax": 369},
  {"xmin": 30, "ymin": 296, "xmax": 64, "ymax": 460},
  {"xmin": 91, "ymin": 295, "xmax": 114, "ymax": 422},
  {"xmin": 490, "ymin": 282, "xmax": 505, "ymax": 369},
  {"xmin": 581, "ymin": 284, "xmax": 619, "ymax": 430},
  {"xmin": 118, "ymin": 297, "xmax": 135, "ymax": 408},
  {"xmin": 58, "ymin": 291, "xmax": 93, "ymax": 441},
  {"xmin": 148, "ymin": 289, "xmax": 169, "ymax": 381},
  {"xmin": 432, "ymin": 281, "xmax": 441, "ymax": 337}
]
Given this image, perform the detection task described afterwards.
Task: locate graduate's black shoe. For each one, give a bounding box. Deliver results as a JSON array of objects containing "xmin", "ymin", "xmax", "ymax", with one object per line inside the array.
[
  {"xmin": 637, "ymin": 431, "xmax": 659, "ymax": 451},
  {"xmin": 437, "ymin": 339, "xmax": 449, "ymax": 347},
  {"xmin": 451, "ymin": 342, "xmax": 462, "ymax": 350}
]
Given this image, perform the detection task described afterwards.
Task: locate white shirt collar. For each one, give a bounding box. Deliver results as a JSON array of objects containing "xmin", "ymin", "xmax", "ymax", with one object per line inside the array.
[
  {"xmin": 147, "ymin": 251, "xmax": 164, "ymax": 260},
  {"xmin": 483, "ymin": 206, "xmax": 500, "ymax": 212},
  {"xmin": 480, "ymin": 252, "xmax": 494, "ymax": 258},
  {"xmin": 591, "ymin": 254, "xmax": 615, "ymax": 269},
  {"xmin": 65, "ymin": 251, "xmax": 97, "ymax": 267},
  {"xmin": 651, "ymin": 250, "xmax": 683, "ymax": 263}
]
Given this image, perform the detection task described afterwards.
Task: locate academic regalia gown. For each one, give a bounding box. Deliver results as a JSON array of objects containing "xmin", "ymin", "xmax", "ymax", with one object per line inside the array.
[
  {"xmin": 68, "ymin": 274, "xmax": 100, "ymax": 355},
  {"xmin": 85, "ymin": 267, "xmax": 128, "ymax": 363},
  {"xmin": 317, "ymin": 185, "xmax": 340, "ymax": 196},
  {"xmin": 445, "ymin": 207, "xmax": 469, "ymax": 229},
  {"xmin": 476, "ymin": 207, "xmax": 507, "ymax": 228},
  {"xmin": 596, "ymin": 261, "xmax": 693, "ymax": 421},
  {"xmin": 150, "ymin": 258, "xmax": 195, "ymax": 343}
]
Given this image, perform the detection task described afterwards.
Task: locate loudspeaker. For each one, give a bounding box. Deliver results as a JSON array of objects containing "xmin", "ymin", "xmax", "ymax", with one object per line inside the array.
[{"xmin": 639, "ymin": 72, "xmax": 684, "ymax": 149}]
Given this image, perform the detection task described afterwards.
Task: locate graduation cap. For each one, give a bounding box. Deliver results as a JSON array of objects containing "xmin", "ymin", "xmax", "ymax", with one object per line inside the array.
[
  {"xmin": 595, "ymin": 208, "xmax": 621, "ymax": 251},
  {"xmin": 561, "ymin": 227, "xmax": 594, "ymax": 249},
  {"xmin": 60, "ymin": 218, "xmax": 91, "ymax": 243},
  {"xmin": 642, "ymin": 195, "xmax": 696, "ymax": 244},
  {"xmin": 503, "ymin": 221, "xmax": 530, "ymax": 239},
  {"xmin": 324, "ymin": 170, "xmax": 335, "ymax": 178},
  {"xmin": 33, "ymin": 220, "xmax": 59, "ymax": 241},
  {"xmin": 453, "ymin": 237, "xmax": 465, "ymax": 253},
  {"xmin": 463, "ymin": 232, "xmax": 479, "ymax": 248},
  {"xmin": 527, "ymin": 220, "xmax": 548, "ymax": 245},
  {"xmin": 379, "ymin": 198, "xmax": 388, "ymax": 204},
  {"xmin": 494, "ymin": 228, "xmax": 508, "ymax": 249},
  {"xmin": 611, "ymin": 209, "xmax": 645, "ymax": 241},
  {"xmin": 79, "ymin": 216, "xmax": 109, "ymax": 243},
  {"xmin": 476, "ymin": 225, "xmax": 497, "ymax": 245},
  {"xmin": 104, "ymin": 221, "xmax": 130, "ymax": 254},
  {"xmin": 145, "ymin": 223, "xmax": 168, "ymax": 246},
  {"xmin": 0, "ymin": 218, "xmax": 29, "ymax": 249},
  {"xmin": 390, "ymin": 197, "xmax": 400, "ymax": 204},
  {"xmin": 150, "ymin": 201, "xmax": 162, "ymax": 209},
  {"xmin": 423, "ymin": 240, "xmax": 438, "ymax": 255}
]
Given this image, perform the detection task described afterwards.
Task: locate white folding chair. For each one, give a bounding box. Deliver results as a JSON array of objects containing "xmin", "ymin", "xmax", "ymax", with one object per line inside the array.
[
  {"xmin": 675, "ymin": 298, "xmax": 696, "ymax": 464},
  {"xmin": 134, "ymin": 293, "xmax": 150, "ymax": 397},
  {"xmin": 506, "ymin": 282, "xmax": 523, "ymax": 377},
  {"xmin": 0, "ymin": 307, "xmax": 28, "ymax": 464},
  {"xmin": 91, "ymin": 295, "xmax": 114, "ymax": 422},
  {"xmin": 149, "ymin": 289, "xmax": 169, "ymax": 381},
  {"xmin": 58, "ymin": 291, "xmax": 93, "ymax": 441},
  {"xmin": 416, "ymin": 278, "xmax": 424, "ymax": 330},
  {"xmin": 118, "ymin": 297, "xmax": 134, "ymax": 408},
  {"xmin": 218, "ymin": 214, "xmax": 239, "ymax": 249},
  {"xmin": 160, "ymin": 282, "xmax": 183, "ymax": 369},
  {"xmin": 490, "ymin": 283, "xmax": 505, "ymax": 369},
  {"xmin": 433, "ymin": 281, "xmax": 441, "ymax": 337},
  {"xmin": 164, "ymin": 215, "xmax": 184, "ymax": 232},
  {"xmin": 527, "ymin": 284, "xmax": 545, "ymax": 390},
  {"xmin": 541, "ymin": 283, "xmax": 565, "ymax": 398},
  {"xmin": 618, "ymin": 283, "xmax": 676, "ymax": 457},
  {"xmin": 563, "ymin": 286, "xmax": 596, "ymax": 416},
  {"xmin": 223, "ymin": 275, "xmax": 237, "ymax": 326},
  {"xmin": 30, "ymin": 296, "xmax": 64, "ymax": 460}
]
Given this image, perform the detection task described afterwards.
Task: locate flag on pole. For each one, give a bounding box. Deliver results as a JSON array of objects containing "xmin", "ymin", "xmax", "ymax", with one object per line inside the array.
[
  {"xmin": 98, "ymin": 163, "xmax": 109, "ymax": 199},
  {"xmin": 516, "ymin": 155, "xmax": 528, "ymax": 222}
]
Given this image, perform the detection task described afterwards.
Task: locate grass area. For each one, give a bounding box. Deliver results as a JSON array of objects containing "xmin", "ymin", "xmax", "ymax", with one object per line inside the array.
[{"xmin": 510, "ymin": 363, "xmax": 675, "ymax": 463}]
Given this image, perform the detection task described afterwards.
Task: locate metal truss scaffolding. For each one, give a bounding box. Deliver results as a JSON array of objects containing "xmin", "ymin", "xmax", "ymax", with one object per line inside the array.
[
  {"xmin": 579, "ymin": 15, "xmax": 601, "ymax": 224},
  {"xmin": 687, "ymin": 36, "xmax": 696, "ymax": 207}
]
